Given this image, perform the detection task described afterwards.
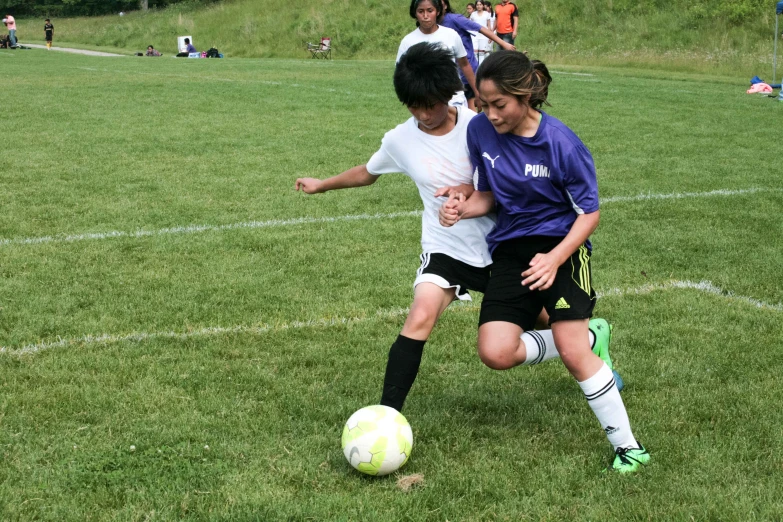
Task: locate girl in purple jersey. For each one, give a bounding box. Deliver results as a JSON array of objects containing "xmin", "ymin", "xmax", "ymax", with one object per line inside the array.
[
  {"xmin": 439, "ymin": 0, "xmax": 515, "ymax": 111},
  {"xmin": 438, "ymin": 51, "xmax": 650, "ymax": 473}
]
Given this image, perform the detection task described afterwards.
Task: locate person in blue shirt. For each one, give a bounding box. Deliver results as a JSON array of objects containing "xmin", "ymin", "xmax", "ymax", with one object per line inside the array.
[
  {"xmin": 176, "ymin": 37, "xmax": 197, "ymax": 57},
  {"xmin": 439, "ymin": 0, "xmax": 515, "ymax": 110},
  {"xmin": 438, "ymin": 50, "xmax": 650, "ymax": 474}
]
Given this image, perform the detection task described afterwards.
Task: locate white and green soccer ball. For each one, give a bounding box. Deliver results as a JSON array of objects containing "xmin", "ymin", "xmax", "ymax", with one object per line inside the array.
[{"xmin": 341, "ymin": 405, "xmax": 413, "ymax": 476}]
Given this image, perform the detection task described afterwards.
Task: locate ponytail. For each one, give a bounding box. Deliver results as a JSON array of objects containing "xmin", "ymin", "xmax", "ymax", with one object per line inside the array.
[{"xmin": 476, "ymin": 51, "xmax": 552, "ymax": 109}]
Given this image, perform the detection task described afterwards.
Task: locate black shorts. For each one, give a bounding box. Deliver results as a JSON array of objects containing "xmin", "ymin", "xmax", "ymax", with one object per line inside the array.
[
  {"xmin": 479, "ymin": 237, "xmax": 596, "ymax": 329},
  {"xmin": 415, "ymin": 253, "xmax": 490, "ymax": 301},
  {"xmin": 463, "ymin": 82, "xmax": 476, "ymax": 100}
]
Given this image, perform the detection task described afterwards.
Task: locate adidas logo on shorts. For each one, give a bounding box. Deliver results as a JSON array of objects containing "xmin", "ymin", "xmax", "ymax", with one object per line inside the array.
[{"xmin": 555, "ymin": 297, "xmax": 570, "ymax": 309}]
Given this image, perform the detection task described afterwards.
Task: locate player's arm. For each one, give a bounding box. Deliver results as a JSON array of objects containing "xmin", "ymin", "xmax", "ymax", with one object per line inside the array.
[
  {"xmin": 295, "ymin": 164, "xmax": 378, "ymax": 194},
  {"xmin": 512, "ymin": 10, "xmax": 519, "ymax": 39},
  {"xmin": 479, "ymin": 26, "xmax": 515, "ymax": 51},
  {"xmin": 521, "ymin": 211, "xmax": 599, "ymax": 290},
  {"xmin": 439, "ymin": 190, "xmax": 494, "ymax": 227}
]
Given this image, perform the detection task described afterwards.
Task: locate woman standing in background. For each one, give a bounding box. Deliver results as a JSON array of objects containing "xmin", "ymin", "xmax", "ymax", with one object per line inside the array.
[{"xmin": 470, "ymin": 0, "xmax": 493, "ymax": 65}]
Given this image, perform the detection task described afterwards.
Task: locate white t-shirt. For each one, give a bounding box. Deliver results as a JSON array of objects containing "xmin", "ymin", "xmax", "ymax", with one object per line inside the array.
[
  {"xmin": 396, "ymin": 26, "xmax": 469, "ymax": 107},
  {"xmin": 470, "ymin": 11, "xmax": 492, "ymax": 30},
  {"xmin": 366, "ymin": 107, "xmax": 494, "ymax": 267},
  {"xmin": 470, "ymin": 11, "xmax": 492, "ymax": 53}
]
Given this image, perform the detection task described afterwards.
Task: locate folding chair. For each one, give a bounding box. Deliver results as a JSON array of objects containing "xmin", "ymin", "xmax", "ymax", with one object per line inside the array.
[{"xmin": 307, "ymin": 37, "xmax": 332, "ymax": 59}]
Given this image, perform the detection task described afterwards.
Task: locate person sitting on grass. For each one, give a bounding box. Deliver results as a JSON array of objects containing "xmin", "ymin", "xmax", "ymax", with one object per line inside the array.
[
  {"xmin": 176, "ymin": 38, "xmax": 197, "ymax": 57},
  {"xmin": 146, "ymin": 45, "xmax": 161, "ymax": 56}
]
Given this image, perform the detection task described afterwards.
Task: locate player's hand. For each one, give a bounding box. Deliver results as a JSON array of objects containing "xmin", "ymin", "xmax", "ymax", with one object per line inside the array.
[
  {"xmin": 434, "ymin": 185, "xmax": 471, "ymax": 200},
  {"xmin": 294, "ymin": 178, "xmax": 324, "ymax": 194},
  {"xmin": 521, "ymin": 252, "xmax": 561, "ymax": 291},
  {"xmin": 439, "ymin": 192, "xmax": 464, "ymax": 227},
  {"xmin": 501, "ymin": 41, "xmax": 516, "ymax": 51},
  {"xmin": 474, "ymin": 97, "xmax": 483, "ymax": 111}
]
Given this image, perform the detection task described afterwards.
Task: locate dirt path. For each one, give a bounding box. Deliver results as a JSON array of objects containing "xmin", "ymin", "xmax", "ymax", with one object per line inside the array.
[{"xmin": 21, "ymin": 43, "xmax": 125, "ymax": 57}]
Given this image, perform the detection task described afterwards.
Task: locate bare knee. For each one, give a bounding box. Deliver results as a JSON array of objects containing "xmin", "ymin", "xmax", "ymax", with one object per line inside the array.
[
  {"xmin": 402, "ymin": 307, "xmax": 439, "ymax": 338},
  {"xmin": 477, "ymin": 323, "xmax": 525, "ymax": 370},
  {"xmin": 477, "ymin": 341, "xmax": 519, "ymax": 370}
]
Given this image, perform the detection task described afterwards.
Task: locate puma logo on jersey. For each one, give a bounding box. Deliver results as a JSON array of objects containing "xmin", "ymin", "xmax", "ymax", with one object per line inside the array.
[
  {"xmin": 524, "ymin": 164, "xmax": 550, "ymax": 178},
  {"xmin": 482, "ymin": 152, "xmax": 500, "ymax": 168},
  {"xmin": 555, "ymin": 297, "xmax": 570, "ymax": 309}
]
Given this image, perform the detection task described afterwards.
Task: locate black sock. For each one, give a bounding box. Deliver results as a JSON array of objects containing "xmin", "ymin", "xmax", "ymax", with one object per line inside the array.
[{"xmin": 380, "ymin": 334, "xmax": 426, "ymax": 412}]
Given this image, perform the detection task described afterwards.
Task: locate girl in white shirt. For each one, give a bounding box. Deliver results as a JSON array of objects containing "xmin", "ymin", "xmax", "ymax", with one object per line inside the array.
[
  {"xmin": 397, "ymin": 0, "xmax": 478, "ymax": 108},
  {"xmin": 471, "ymin": 0, "xmax": 494, "ymax": 64},
  {"xmin": 296, "ymin": 43, "xmax": 495, "ymax": 413}
]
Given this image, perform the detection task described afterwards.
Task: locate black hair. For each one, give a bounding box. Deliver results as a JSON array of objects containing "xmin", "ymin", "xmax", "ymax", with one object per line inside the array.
[
  {"xmin": 476, "ymin": 50, "xmax": 552, "ymax": 109},
  {"xmin": 409, "ymin": 0, "xmax": 444, "ymax": 20},
  {"xmin": 148, "ymin": 45, "xmax": 154, "ymax": 48},
  {"xmin": 394, "ymin": 42, "xmax": 463, "ymax": 108},
  {"xmin": 45, "ymin": 18, "xmax": 50, "ymax": 21},
  {"xmin": 184, "ymin": 38, "xmax": 190, "ymax": 44},
  {"xmin": 441, "ymin": 0, "xmax": 454, "ymax": 13}
]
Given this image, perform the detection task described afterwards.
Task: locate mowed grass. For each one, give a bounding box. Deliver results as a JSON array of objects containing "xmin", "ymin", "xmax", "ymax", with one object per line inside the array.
[{"xmin": 1, "ymin": 50, "xmax": 782, "ymax": 520}]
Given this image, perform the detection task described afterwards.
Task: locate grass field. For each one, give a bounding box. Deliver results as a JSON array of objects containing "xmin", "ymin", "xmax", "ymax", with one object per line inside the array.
[{"xmin": 1, "ymin": 49, "xmax": 782, "ymax": 520}]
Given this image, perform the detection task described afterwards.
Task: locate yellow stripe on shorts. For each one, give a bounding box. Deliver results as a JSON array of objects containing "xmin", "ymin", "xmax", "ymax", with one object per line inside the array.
[{"xmin": 573, "ymin": 245, "xmax": 592, "ymax": 295}]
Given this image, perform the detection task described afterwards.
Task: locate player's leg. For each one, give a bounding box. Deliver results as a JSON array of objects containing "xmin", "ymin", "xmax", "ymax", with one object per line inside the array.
[
  {"xmin": 476, "ymin": 241, "xmax": 560, "ymax": 370},
  {"xmin": 547, "ymin": 246, "xmax": 648, "ymax": 473},
  {"xmin": 464, "ymin": 83, "xmax": 477, "ymax": 112},
  {"xmin": 381, "ymin": 253, "xmax": 490, "ymax": 412},
  {"xmin": 552, "ymin": 319, "xmax": 648, "ymax": 472},
  {"xmin": 380, "ymin": 281, "xmax": 456, "ymax": 412}
]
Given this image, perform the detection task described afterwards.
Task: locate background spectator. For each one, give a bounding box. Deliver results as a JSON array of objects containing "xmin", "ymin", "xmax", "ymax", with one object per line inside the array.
[
  {"xmin": 440, "ymin": 0, "xmax": 514, "ymax": 110},
  {"xmin": 494, "ymin": 0, "xmax": 518, "ymax": 46},
  {"xmin": 3, "ymin": 14, "xmax": 16, "ymax": 47},
  {"xmin": 176, "ymin": 37, "xmax": 197, "ymax": 57},
  {"xmin": 44, "ymin": 18, "xmax": 54, "ymax": 50},
  {"xmin": 471, "ymin": 1, "xmax": 493, "ymax": 65}
]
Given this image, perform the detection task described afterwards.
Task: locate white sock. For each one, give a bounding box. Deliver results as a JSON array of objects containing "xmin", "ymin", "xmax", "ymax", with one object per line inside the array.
[
  {"xmin": 521, "ymin": 330, "xmax": 559, "ymax": 365},
  {"xmin": 578, "ymin": 363, "xmax": 637, "ymax": 450}
]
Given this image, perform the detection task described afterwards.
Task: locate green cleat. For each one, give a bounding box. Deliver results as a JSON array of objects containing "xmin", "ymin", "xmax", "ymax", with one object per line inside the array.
[
  {"xmin": 589, "ymin": 318, "xmax": 613, "ymax": 368},
  {"xmin": 589, "ymin": 318, "xmax": 624, "ymax": 391},
  {"xmin": 605, "ymin": 442, "xmax": 650, "ymax": 474}
]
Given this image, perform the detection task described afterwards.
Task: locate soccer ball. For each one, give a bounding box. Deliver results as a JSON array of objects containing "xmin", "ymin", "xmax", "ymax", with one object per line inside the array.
[{"xmin": 341, "ymin": 405, "xmax": 413, "ymax": 476}]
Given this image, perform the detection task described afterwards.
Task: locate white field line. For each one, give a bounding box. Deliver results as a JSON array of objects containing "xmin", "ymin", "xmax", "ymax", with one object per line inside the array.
[
  {"xmin": 1, "ymin": 280, "xmax": 780, "ymax": 357},
  {"xmin": 600, "ymin": 187, "xmax": 780, "ymax": 204},
  {"xmin": 0, "ymin": 211, "xmax": 422, "ymax": 247},
  {"xmin": 550, "ymin": 71, "xmax": 595, "ymax": 76},
  {"xmin": 1, "ymin": 187, "xmax": 778, "ymax": 249}
]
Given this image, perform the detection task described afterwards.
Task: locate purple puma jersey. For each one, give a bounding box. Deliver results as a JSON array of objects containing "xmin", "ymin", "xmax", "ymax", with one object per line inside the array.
[{"xmin": 468, "ymin": 111, "xmax": 600, "ymax": 253}]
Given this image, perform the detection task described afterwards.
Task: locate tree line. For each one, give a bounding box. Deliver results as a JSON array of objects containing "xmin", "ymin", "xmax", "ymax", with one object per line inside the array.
[{"xmin": 0, "ymin": 0, "xmax": 217, "ymax": 17}]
